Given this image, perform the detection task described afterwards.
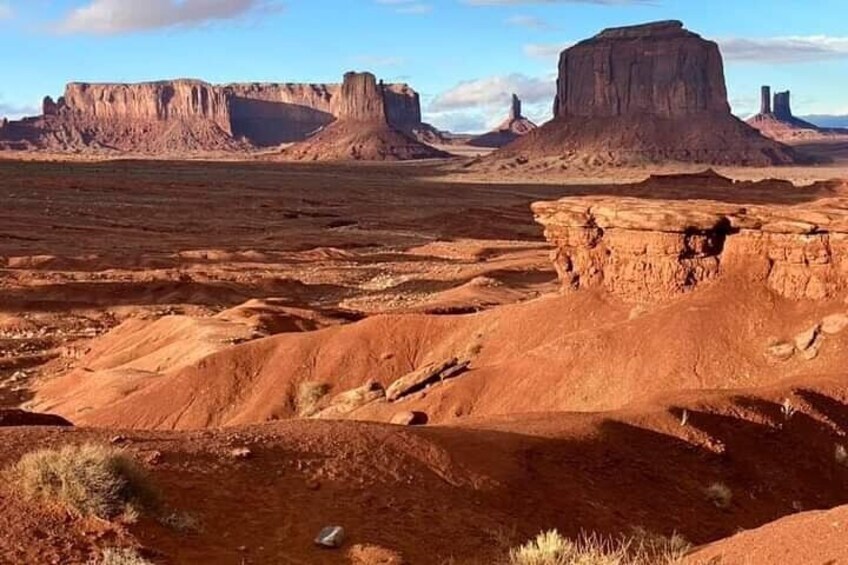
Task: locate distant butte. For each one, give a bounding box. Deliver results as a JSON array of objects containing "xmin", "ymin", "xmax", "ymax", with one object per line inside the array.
[
  {"xmin": 468, "ymin": 94, "xmax": 538, "ymax": 148},
  {"xmin": 490, "ymin": 20, "xmax": 798, "ymax": 167},
  {"xmin": 747, "ymin": 85, "xmax": 848, "ymax": 142}
]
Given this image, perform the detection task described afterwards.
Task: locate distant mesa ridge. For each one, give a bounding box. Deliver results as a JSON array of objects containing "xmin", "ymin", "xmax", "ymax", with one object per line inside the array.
[{"xmin": 0, "ymin": 73, "xmax": 442, "ymax": 155}]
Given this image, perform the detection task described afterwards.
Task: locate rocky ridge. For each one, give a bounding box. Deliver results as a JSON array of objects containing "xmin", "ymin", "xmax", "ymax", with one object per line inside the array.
[
  {"xmin": 533, "ymin": 171, "xmax": 848, "ymax": 301},
  {"xmin": 0, "ymin": 74, "xmax": 436, "ymax": 154}
]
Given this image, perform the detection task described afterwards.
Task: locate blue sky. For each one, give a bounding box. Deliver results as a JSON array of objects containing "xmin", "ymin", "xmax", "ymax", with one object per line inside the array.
[{"xmin": 2, "ymin": 0, "xmax": 848, "ymax": 132}]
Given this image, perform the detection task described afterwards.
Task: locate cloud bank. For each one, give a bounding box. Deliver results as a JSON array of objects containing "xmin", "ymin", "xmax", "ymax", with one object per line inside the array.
[{"xmin": 57, "ymin": 0, "xmax": 282, "ymax": 35}]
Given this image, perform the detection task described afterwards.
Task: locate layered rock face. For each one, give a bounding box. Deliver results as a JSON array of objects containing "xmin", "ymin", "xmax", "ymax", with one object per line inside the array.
[
  {"xmin": 469, "ymin": 94, "xmax": 538, "ymax": 148},
  {"xmin": 0, "ymin": 74, "xmax": 428, "ymax": 153},
  {"xmin": 280, "ymin": 72, "xmax": 448, "ymax": 161},
  {"xmin": 63, "ymin": 80, "xmax": 232, "ymax": 133},
  {"xmin": 497, "ymin": 21, "xmax": 796, "ymax": 166},
  {"xmin": 553, "ymin": 20, "xmax": 729, "ymax": 119},
  {"xmin": 533, "ymin": 172, "xmax": 848, "ymax": 301}
]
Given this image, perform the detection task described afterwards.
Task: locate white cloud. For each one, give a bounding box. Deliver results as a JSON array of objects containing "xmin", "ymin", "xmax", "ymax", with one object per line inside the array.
[
  {"xmin": 352, "ymin": 55, "xmax": 406, "ymax": 67},
  {"xmin": 720, "ymin": 36, "xmax": 848, "ymax": 64},
  {"xmin": 0, "ymin": 100, "xmax": 39, "ymax": 120},
  {"xmin": 56, "ymin": 0, "xmax": 282, "ymax": 35},
  {"xmin": 523, "ymin": 42, "xmax": 571, "ymax": 59},
  {"xmin": 426, "ymin": 73, "xmax": 555, "ymax": 133},
  {"xmin": 506, "ymin": 15, "xmax": 557, "ymax": 30},
  {"xmin": 0, "ymin": 2, "xmax": 13, "ymax": 20},
  {"xmin": 430, "ymin": 73, "xmax": 554, "ymax": 112},
  {"xmin": 375, "ymin": 0, "xmax": 432, "ymax": 14},
  {"xmin": 464, "ymin": 0, "xmax": 653, "ymax": 5}
]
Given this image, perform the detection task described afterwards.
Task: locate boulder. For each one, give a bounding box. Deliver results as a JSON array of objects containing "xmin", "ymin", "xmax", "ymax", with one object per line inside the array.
[
  {"xmin": 386, "ymin": 358, "xmax": 470, "ymax": 401},
  {"xmin": 821, "ymin": 313, "xmax": 848, "ymax": 335},
  {"xmin": 390, "ymin": 411, "xmax": 429, "ymax": 426},
  {"xmin": 315, "ymin": 526, "xmax": 346, "ymax": 549}
]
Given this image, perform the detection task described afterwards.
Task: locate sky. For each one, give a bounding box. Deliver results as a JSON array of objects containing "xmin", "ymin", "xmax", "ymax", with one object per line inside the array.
[{"xmin": 2, "ymin": 0, "xmax": 848, "ymax": 133}]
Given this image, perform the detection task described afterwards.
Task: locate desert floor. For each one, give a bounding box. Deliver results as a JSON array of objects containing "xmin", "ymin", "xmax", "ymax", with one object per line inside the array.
[{"xmin": 1, "ymin": 150, "xmax": 848, "ymax": 563}]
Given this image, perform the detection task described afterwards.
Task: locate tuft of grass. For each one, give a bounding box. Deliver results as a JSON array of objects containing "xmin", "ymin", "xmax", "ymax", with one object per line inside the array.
[
  {"xmin": 159, "ymin": 510, "xmax": 202, "ymax": 533},
  {"xmin": 7, "ymin": 443, "xmax": 157, "ymax": 520},
  {"xmin": 836, "ymin": 444, "xmax": 848, "ymax": 467},
  {"xmin": 508, "ymin": 529, "xmax": 690, "ymax": 565},
  {"xmin": 91, "ymin": 548, "xmax": 153, "ymax": 565},
  {"xmin": 295, "ymin": 381, "xmax": 330, "ymax": 417},
  {"xmin": 704, "ymin": 482, "xmax": 733, "ymax": 509}
]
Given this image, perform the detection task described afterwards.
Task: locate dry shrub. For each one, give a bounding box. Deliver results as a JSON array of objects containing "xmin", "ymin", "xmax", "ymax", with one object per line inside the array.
[
  {"xmin": 704, "ymin": 482, "xmax": 733, "ymax": 509},
  {"xmin": 296, "ymin": 381, "xmax": 330, "ymax": 416},
  {"xmin": 91, "ymin": 548, "xmax": 153, "ymax": 565},
  {"xmin": 508, "ymin": 528, "xmax": 690, "ymax": 565},
  {"xmin": 8, "ymin": 443, "xmax": 157, "ymax": 520}
]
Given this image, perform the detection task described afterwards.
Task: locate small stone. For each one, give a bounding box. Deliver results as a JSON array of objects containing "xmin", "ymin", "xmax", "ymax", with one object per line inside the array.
[
  {"xmin": 802, "ymin": 342, "xmax": 821, "ymax": 361},
  {"xmin": 145, "ymin": 450, "xmax": 163, "ymax": 465},
  {"xmin": 230, "ymin": 447, "xmax": 252, "ymax": 460},
  {"xmin": 821, "ymin": 313, "xmax": 848, "ymax": 335},
  {"xmin": 767, "ymin": 341, "xmax": 795, "ymax": 361},
  {"xmin": 794, "ymin": 324, "xmax": 821, "ymax": 351},
  {"xmin": 390, "ymin": 411, "xmax": 428, "ymax": 426},
  {"xmin": 110, "ymin": 435, "xmax": 128, "ymax": 445},
  {"xmin": 315, "ymin": 526, "xmax": 345, "ymax": 549},
  {"xmin": 306, "ymin": 479, "xmax": 321, "ymax": 491}
]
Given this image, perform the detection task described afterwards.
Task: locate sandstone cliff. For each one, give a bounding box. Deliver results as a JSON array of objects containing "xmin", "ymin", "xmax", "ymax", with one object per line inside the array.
[
  {"xmin": 533, "ymin": 171, "xmax": 848, "ymax": 301},
  {"xmin": 280, "ymin": 72, "xmax": 448, "ymax": 161},
  {"xmin": 0, "ymin": 74, "xmax": 430, "ymax": 154},
  {"xmin": 493, "ymin": 21, "xmax": 797, "ymax": 167}
]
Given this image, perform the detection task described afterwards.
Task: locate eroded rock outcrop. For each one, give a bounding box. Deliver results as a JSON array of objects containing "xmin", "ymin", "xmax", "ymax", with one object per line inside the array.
[
  {"xmin": 495, "ymin": 21, "xmax": 797, "ymax": 166},
  {"xmin": 0, "ymin": 74, "xmax": 433, "ymax": 153},
  {"xmin": 469, "ymin": 94, "xmax": 537, "ymax": 148},
  {"xmin": 533, "ymin": 172, "xmax": 848, "ymax": 301},
  {"xmin": 747, "ymin": 86, "xmax": 846, "ymax": 142},
  {"xmin": 280, "ymin": 72, "xmax": 449, "ymax": 161}
]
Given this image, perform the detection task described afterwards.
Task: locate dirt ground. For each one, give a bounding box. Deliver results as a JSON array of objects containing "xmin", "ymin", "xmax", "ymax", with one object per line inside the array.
[{"xmin": 2, "ymin": 149, "xmax": 848, "ymax": 563}]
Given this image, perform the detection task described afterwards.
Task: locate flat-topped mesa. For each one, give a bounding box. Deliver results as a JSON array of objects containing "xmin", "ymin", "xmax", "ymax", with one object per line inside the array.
[
  {"xmin": 63, "ymin": 80, "xmax": 233, "ymax": 133},
  {"xmin": 493, "ymin": 20, "xmax": 796, "ymax": 166},
  {"xmin": 554, "ymin": 20, "xmax": 729, "ymax": 120},
  {"xmin": 0, "ymin": 74, "xmax": 429, "ymax": 152},
  {"xmin": 532, "ymin": 173, "xmax": 848, "ymax": 301}
]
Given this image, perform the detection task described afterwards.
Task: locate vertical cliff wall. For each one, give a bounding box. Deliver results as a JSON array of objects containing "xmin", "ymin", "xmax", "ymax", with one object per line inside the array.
[
  {"xmin": 494, "ymin": 20, "xmax": 797, "ymax": 166},
  {"xmin": 1, "ymin": 74, "xmax": 427, "ymax": 152}
]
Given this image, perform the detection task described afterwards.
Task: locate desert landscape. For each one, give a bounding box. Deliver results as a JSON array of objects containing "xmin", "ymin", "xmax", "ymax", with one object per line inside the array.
[{"xmin": 3, "ymin": 7, "xmax": 848, "ymax": 565}]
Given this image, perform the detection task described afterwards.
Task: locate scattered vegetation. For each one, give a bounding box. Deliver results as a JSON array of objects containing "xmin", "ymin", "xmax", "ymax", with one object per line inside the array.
[
  {"xmin": 508, "ymin": 528, "xmax": 690, "ymax": 565},
  {"xmin": 90, "ymin": 547, "xmax": 153, "ymax": 565},
  {"xmin": 704, "ymin": 482, "xmax": 733, "ymax": 509},
  {"xmin": 836, "ymin": 444, "xmax": 848, "ymax": 467},
  {"xmin": 780, "ymin": 399, "xmax": 797, "ymax": 421},
  {"xmin": 159, "ymin": 510, "xmax": 202, "ymax": 533},
  {"xmin": 7, "ymin": 443, "xmax": 157, "ymax": 520},
  {"xmin": 295, "ymin": 381, "xmax": 330, "ymax": 416}
]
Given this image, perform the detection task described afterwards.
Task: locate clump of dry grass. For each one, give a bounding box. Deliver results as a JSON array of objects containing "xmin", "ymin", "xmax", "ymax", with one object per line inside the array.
[
  {"xmin": 508, "ymin": 529, "xmax": 690, "ymax": 565},
  {"xmin": 704, "ymin": 482, "xmax": 733, "ymax": 509},
  {"xmin": 296, "ymin": 381, "xmax": 330, "ymax": 416},
  {"xmin": 8, "ymin": 443, "xmax": 157, "ymax": 520},
  {"xmin": 91, "ymin": 548, "xmax": 153, "ymax": 565}
]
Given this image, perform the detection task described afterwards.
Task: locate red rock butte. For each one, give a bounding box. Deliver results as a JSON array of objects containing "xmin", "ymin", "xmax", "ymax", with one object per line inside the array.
[{"xmin": 494, "ymin": 20, "xmax": 798, "ymax": 166}]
